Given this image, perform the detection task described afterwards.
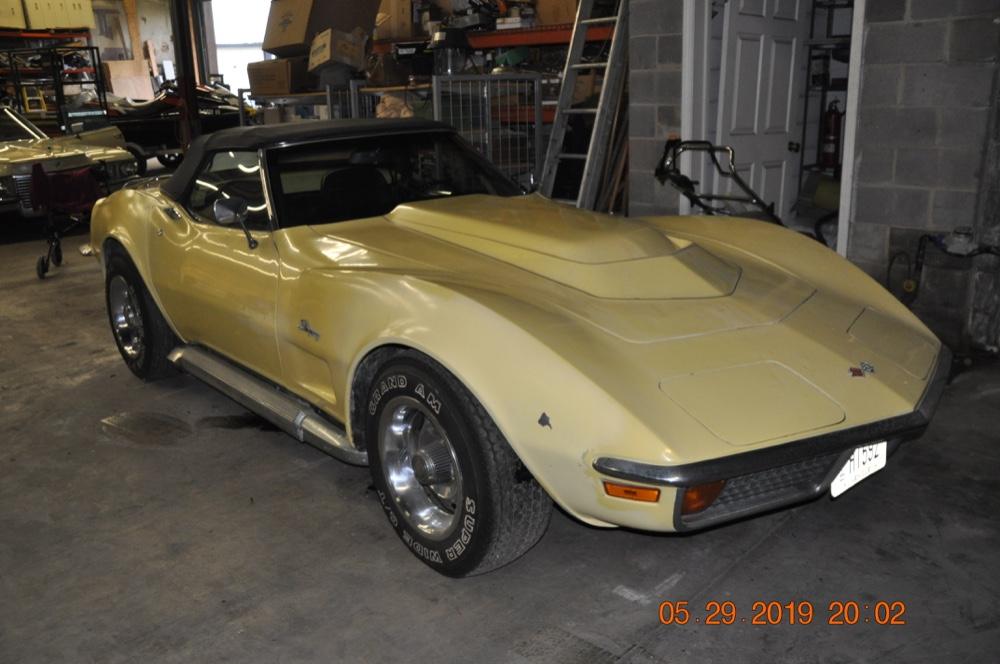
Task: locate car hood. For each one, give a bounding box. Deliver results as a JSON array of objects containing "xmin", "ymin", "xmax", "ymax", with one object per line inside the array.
[
  {"xmin": 0, "ymin": 135, "xmax": 129, "ymax": 174},
  {"xmin": 298, "ymin": 194, "xmax": 937, "ymax": 458},
  {"xmin": 312, "ymin": 195, "xmax": 815, "ymax": 346},
  {"xmin": 387, "ymin": 194, "xmax": 740, "ymax": 300}
]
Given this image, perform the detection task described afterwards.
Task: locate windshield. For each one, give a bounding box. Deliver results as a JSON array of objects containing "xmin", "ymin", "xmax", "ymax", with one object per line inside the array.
[
  {"xmin": 267, "ymin": 131, "xmax": 523, "ymax": 228},
  {"xmin": 0, "ymin": 107, "xmax": 47, "ymax": 141}
]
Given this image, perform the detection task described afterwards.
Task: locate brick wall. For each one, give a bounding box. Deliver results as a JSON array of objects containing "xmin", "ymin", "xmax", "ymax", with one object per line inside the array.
[
  {"xmin": 850, "ymin": 0, "xmax": 1000, "ymax": 347},
  {"xmin": 627, "ymin": 0, "xmax": 683, "ymax": 217}
]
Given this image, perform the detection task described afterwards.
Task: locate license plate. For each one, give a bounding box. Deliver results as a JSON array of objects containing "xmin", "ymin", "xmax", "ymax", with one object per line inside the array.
[{"xmin": 830, "ymin": 441, "xmax": 888, "ymax": 497}]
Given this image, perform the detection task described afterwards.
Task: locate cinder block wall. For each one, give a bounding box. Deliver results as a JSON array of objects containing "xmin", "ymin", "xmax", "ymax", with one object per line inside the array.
[
  {"xmin": 627, "ymin": 0, "xmax": 683, "ymax": 217},
  {"xmin": 970, "ymin": 75, "xmax": 1000, "ymax": 347},
  {"xmin": 850, "ymin": 0, "xmax": 1000, "ymax": 347}
]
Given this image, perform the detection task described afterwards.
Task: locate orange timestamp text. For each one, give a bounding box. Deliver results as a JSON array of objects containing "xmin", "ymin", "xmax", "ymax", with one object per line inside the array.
[{"xmin": 658, "ymin": 600, "xmax": 907, "ymax": 626}]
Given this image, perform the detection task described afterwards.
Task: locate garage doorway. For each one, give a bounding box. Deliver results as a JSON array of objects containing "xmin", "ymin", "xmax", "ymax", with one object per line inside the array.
[{"xmin": 681, "ymin": 0, "xmax": 865, "ymax": 255}]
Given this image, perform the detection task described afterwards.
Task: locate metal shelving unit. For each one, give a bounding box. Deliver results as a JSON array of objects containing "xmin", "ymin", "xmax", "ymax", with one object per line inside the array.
[
  {"xmin": 371, "ymin": 22, "xmax": 615, "ymax": 55},
  {"xmin": 0, "ymin": 28, "xmax": 105, "ymax": 133},
  {"xmin": 0, "ymin": 45, "xmax": 108, "ymax": 130},
  {"xmin": 796, "ymin": 0, "xmax": 853, "ymax": 192}
]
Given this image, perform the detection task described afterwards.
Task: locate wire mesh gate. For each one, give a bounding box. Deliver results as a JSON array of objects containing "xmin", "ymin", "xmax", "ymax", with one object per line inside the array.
[
  {"xmin": 249, "ymin": 75, "xmax": 544, "ymax": 187},
  {"xmin": 432, "ymin": 74, "xmax": 544, "ymax": 189}
]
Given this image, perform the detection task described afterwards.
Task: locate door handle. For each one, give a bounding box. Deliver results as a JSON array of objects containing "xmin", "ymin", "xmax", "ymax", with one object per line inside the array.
[
  {"xmin": 161, "ymin": 206, "xmax": 181, "ymax": 220},
  {"xmin": 787, "ymin": 141, "xmax": 801, "ymax": 153}
]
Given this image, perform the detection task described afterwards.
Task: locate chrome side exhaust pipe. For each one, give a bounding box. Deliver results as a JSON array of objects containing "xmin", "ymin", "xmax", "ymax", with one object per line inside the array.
[{"xmin": 168, "ymin": 346, "xmax": 367, "ymax": 466}]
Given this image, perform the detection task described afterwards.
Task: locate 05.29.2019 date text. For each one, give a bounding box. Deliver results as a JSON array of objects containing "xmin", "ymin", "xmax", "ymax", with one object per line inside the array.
[{"xmin": 658, "ymin": 600, "xmax": 906, "ymax": 626}]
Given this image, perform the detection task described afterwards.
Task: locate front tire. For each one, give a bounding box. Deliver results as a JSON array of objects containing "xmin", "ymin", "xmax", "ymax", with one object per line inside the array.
[
  {"xmin": 365, "ymin": 351, "xmax": 551, "ymax": 576},
  {"xmin": 105, "ymin": 253, "xmax": 177, "ymax": 380}
]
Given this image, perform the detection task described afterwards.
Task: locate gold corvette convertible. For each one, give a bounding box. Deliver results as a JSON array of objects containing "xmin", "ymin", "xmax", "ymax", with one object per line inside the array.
[{"xmin": 89, "ymin": 120, "xmax": 949, "ymax": 576}]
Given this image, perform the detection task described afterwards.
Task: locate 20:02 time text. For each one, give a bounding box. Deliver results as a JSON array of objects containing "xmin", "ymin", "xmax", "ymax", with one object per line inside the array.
[{"xmin": 658, "ymin": 600, "xmax": 907, "ymax": 626}]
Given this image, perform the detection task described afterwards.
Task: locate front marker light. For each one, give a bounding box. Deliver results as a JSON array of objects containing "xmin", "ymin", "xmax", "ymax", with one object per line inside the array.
[
  {"xmin": 680, "ymin": 480, "xmax": 726, "ymax": 515},
  {"xmin": 603, "ymin": 481, "xmax": 660, "ymax": 503}
]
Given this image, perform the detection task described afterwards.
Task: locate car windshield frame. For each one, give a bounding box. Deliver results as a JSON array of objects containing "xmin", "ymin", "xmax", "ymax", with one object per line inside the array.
[
  {"xmin": 262, "ymin": 129, "xmax": 525, "ymax": 229},
  {"xmin": 0, "ymin": 106, "xmax": 48, "ymax": 141}
]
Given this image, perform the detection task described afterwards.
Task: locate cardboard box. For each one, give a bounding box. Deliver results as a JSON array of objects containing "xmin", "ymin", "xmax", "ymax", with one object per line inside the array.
[
  {"xmin": 0, "ymin": 0, "xmax": 27, "ymax": 29},
  {"xmin": 308, "ymin": 27, "xmax": 368, "ymax": 72},
  {"xmin": 366, "ymin": 52, "xmax": 412, "ymax": 86},
  {"xmin": 375, "ymin": 0, "xmax": 413, "ymax": 41},
  {"xmin": 263, "ymin": 0, "xmax": 380, "ymax": 57},
  {"xmin": 23, "ymin": 0, "xmax": 95, "ymax": 30},
  {"xmin": 66, "ymin": 0, "xmax": 95, "ymax": 28},
  {"xmin": 248, "ymin": 57, "xmax": 313, "ymax": 96},
  {"xmin": 536, "ymin": 0, "xmax": 578, "ymax": 25},
  {"xmin": 22, "ymin": 0, "xmax": 49, "ymax": 28}
]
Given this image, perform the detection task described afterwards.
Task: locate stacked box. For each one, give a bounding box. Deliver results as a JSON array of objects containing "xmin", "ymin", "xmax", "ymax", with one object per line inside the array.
[{"xmin": 248, "ymin": 57, "xmax": 312, "ymax": 96}]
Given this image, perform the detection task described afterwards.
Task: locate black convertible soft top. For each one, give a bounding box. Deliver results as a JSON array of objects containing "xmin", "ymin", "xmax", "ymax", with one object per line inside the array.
[{"xmin": 161, "ymin": 118, "xmax": 450, "ymax": 201}]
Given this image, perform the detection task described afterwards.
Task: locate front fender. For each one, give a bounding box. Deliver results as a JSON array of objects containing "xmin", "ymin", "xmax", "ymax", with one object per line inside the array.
[
  {"xmin": 89, "ymin": 188, "xmax": 185, "ymax": 341},
  {"xmin": 280, "ymin": 268, "xmax": 678, "ymax": 530}
]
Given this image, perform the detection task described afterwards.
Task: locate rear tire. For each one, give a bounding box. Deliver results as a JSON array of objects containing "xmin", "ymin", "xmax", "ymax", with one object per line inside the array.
[
  {"xmin": 105, "ymin": 253, "xmax": 177, "ymax": 380},
  {"xmin": 365, "ymin": 350, "xmax": 551, "ymax": 576}
]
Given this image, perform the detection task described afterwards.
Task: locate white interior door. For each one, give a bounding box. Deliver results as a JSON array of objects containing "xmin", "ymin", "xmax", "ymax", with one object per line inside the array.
[{"xmin": 716, "ymin": 0, "xmax": 811, "ymax": 221}]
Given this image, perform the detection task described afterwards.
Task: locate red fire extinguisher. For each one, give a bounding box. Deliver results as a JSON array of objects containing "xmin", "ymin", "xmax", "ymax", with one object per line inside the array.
[{"xmin": 820, "ymin": 100, "xmax": 844, "ymax": 169}]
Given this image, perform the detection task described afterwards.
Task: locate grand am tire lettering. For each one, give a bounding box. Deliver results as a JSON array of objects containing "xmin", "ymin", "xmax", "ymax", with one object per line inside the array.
[
  {"xmin": 365, "ymin": 350, "xmax": 551, "ymax": 577},
  {"xmin": 414, "ymin": 383, "xmax": 442, "ymax": 414},
  {"xmin": 368, "ymin": 374, "xmax": 408, "ymax": 414}
]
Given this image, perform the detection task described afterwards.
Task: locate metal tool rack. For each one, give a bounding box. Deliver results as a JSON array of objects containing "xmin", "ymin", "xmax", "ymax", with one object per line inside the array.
[{"xmin": 0, "ymin": 44, "xmax": 109, "ymax": 131}]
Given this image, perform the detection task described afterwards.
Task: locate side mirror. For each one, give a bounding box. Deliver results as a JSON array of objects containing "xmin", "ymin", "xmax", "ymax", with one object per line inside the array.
[
  {"xmin": 213, "ymin": 197, "xmax": 258, "ymax": 249},
  {"xmin": 213, "ymin": 196, "xmax": 247, "ymax": 225}
]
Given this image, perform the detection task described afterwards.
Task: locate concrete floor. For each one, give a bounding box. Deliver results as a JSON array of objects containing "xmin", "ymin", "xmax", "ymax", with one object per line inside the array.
[{"xmin": 1, "ymin": 231, "xmax": 998, "ymax": 663}]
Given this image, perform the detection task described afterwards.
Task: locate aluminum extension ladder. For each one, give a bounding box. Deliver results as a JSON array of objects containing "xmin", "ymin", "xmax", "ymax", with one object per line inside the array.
[{"xmin": 539, "ymin": 0, "xmax": 628, "ymax": 210}]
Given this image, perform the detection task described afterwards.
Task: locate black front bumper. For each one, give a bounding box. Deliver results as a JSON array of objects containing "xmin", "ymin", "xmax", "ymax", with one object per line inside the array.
[{"xmin": 594, "ymin": 346, "xmax": 952, "ymax": 531}]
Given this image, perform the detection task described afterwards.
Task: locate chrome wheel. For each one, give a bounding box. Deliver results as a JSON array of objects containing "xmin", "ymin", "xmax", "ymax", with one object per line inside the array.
[
  {"xmin": 378, "ymin": 396, "xmax": 463, "ymax": 541},
  {"xmin": 108, "ymin": 275, "xmax": 145, "ymax": 360}
]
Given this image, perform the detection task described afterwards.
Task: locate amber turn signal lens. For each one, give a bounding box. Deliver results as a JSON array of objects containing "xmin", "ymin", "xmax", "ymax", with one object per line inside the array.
[
  {"xmin": 603, "ymin": 481, "xmax": 661, "ymax": 503},
  {"xmin": 680, "ymin": 480, "xmax": 727, "ymax": 515}
]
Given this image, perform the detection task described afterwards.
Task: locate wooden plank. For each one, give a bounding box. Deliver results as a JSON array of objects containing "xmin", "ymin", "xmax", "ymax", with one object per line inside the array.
[
  {"xmin": 121, "ymin": 0, "xmax": 141, "ymax": 59},
  {"xmin": 102, "ymin": 58, "xmax": 154, "ymax": 99},
  {"xmin": 144, "ymin": 39, "xmax": 159, "ymax": 78}
]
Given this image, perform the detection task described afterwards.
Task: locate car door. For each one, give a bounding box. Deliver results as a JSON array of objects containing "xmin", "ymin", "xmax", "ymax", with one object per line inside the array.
[
  {"xmin": 148, "ymin": 150, "xmax": 283, "ymax": 383},
  {"xmin": 716, "ymin": 0, "xmax": 811, "ymax": 220}
]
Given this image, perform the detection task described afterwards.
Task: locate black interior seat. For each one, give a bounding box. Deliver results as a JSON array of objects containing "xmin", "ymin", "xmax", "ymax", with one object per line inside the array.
[{"xmin": 321, "ymin": 166, "xmax": 396, "ymax": 222}]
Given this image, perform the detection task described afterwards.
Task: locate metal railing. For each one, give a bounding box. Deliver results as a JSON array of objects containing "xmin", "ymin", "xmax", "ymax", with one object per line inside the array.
[
  {"xmin": 432, "ymin": 73, "xmax": 544, "ymax": 189},
  {"xmin": 248, "ymin": 74, "xmax": 544, "ymax": 186},
  {"xmin": 325, "ymin": 86, "xmax": 355, "ymax": 119},
  {"xmin": 349, "ymin": 80, "xmax": 380, "ymax": 119}
]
